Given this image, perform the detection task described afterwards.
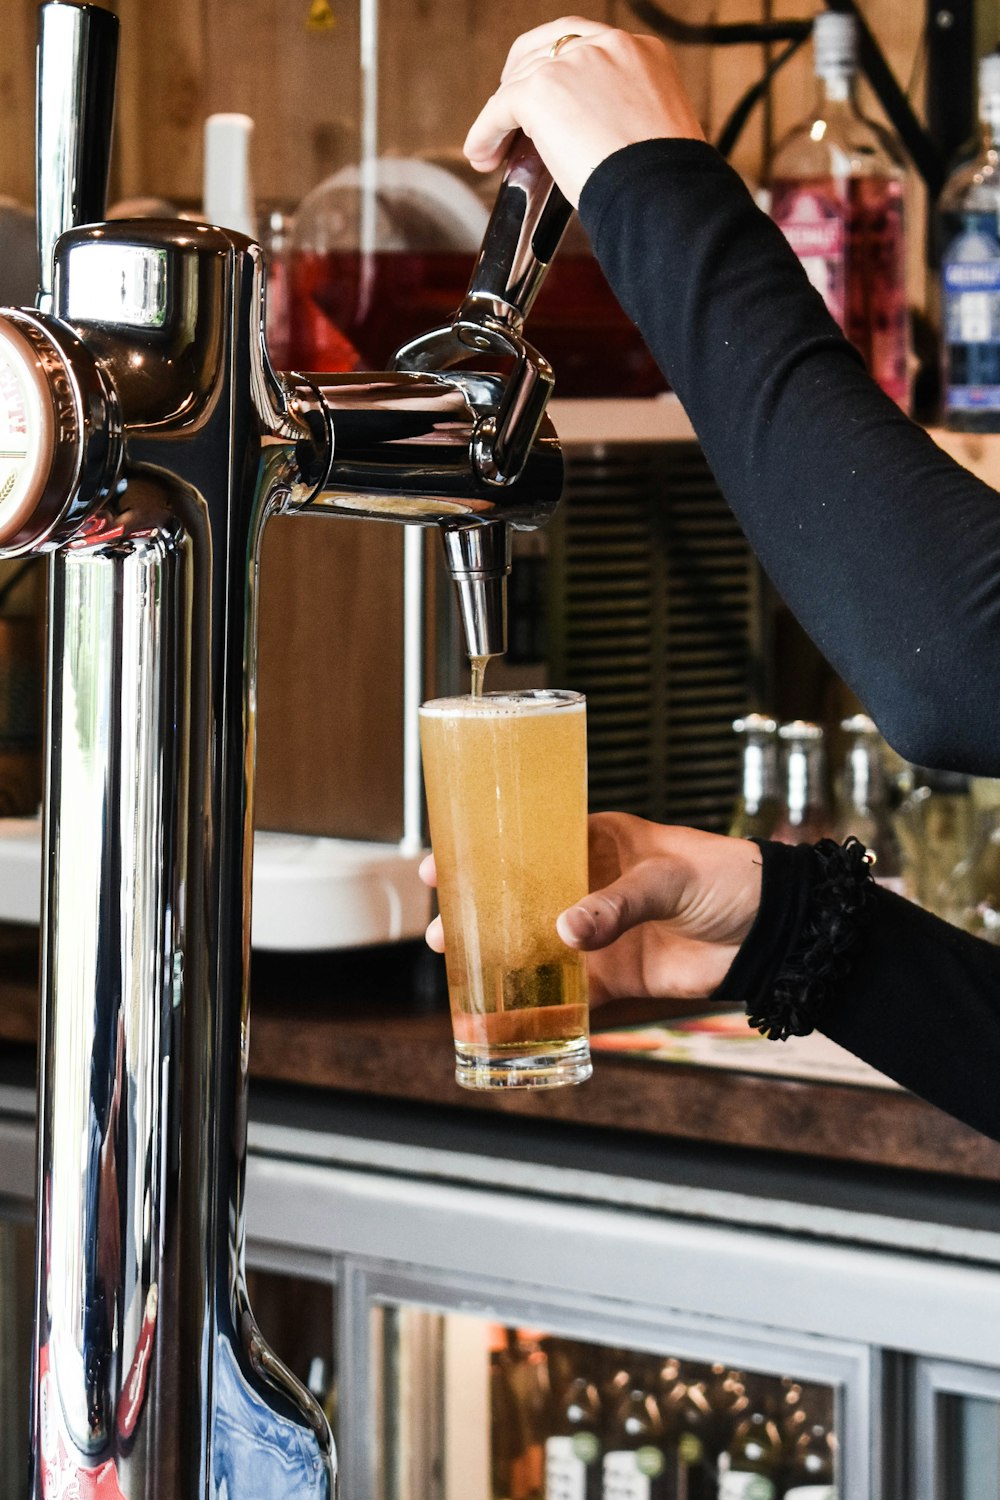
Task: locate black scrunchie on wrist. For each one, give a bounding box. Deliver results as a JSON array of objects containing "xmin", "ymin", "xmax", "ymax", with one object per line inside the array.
[{"xmin": 713, "ymin": 837, "xmax": 876, "ymax": 1042}]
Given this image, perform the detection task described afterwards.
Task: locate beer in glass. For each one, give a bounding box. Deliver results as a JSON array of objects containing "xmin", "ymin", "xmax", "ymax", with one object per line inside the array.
[{"xmin": 419, "ymin": 689, "xmax": 590, "ymax": 1089}]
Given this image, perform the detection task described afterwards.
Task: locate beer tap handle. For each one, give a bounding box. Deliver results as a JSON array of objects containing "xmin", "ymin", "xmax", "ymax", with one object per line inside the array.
[
  {"xmin": 36, "ymin": 1, "xmax": 120, "ymax": 311},
  {"xmin": 390, "ymin": 133, "xmax": 571, "ymax": 487},
  {"xmin": 454, "ymin": 133, "xmax": 572, "ymax": 349}
]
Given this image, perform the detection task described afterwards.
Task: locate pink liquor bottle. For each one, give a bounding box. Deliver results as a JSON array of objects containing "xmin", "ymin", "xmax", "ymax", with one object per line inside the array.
[{"xmin": 768, "ymin": 11, "xmax": 911, "ymax": 410}]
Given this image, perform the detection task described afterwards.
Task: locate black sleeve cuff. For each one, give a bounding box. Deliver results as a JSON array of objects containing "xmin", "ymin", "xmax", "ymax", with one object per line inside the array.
[
  {"xmin": 713, "ymin": 840, "xmax": 816, "ymax": 1007},
  {"xmin": 714, "ymin": 838, "xmax": 876, "ymax": 1041}
]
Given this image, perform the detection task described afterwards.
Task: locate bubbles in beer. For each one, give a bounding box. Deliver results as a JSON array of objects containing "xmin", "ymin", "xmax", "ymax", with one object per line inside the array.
[{"xmin": 419, "ymin": 689, "xmax": 590, "ymax": 1085}]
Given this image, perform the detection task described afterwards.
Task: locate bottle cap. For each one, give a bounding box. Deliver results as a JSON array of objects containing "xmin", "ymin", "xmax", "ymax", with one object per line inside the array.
[
  {"xmin": 733, "ymin": 713, "xmax": 778, "ymax": 736},
  {"xmin": 778, "ymin": 719, "xmax": 824, "ymax": 742},
  {"xmin": 979, "ymin": 51, "xmax": 1000, "ymax": 103},
  {"xmin": 813, "ymin": 11, "xmax": 857, "ymax": 77},
  {"xmin": 840, "ymin": 713, "xmax": 878, "ymax": 736}
]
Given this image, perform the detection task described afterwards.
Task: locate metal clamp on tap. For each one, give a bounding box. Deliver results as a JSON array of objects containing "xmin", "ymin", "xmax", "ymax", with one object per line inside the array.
[{"xmin": 391, "ymin": 134, "xmax": 572, "ymax": 660}]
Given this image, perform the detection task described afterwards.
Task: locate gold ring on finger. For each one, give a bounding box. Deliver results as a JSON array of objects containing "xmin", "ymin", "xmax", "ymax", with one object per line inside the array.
[{"xmin": 548, "ymin": 32, "xmax": 581, "ymax": 59}]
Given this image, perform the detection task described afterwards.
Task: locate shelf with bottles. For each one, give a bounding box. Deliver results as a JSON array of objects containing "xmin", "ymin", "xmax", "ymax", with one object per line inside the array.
[{"xmin": 370, "ymin": 1312, "xmax": 839, "ymax": 1500}]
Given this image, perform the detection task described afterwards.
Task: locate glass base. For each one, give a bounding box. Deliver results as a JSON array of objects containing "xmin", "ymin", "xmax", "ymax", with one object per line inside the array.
[{"xmin": 454, "ymin": 1035, "xmax": 592, "ymax": 1091}]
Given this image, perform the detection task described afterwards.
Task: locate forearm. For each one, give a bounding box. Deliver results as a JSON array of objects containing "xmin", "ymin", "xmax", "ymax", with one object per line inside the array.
[
  {"xmin": 717, "ymin": 838, "xmax": 1000, "ymax": 1143},
  {"xmin": 818, "ymin": 888, "xmax": 1000, "ymax": 1142},
  {"xmin": 579, "ymin": 140, "xmax": 1000, "ymax": 775}
]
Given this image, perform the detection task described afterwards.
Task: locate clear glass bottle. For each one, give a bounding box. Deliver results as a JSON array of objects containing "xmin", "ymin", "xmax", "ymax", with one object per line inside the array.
[
  {"xmin": 772, "ymin": 722, "xmax": 833, "ymax": 845},
  {"xmin": 894, "ymin": 768, "xmax": 975, "ymax": 916},
  {"xmin": 768, "ymin": 11, "xmax": 910, "ymax": 408},
  {"xmin": 834, "ymin": 713, "xmax": 903, "ymax": 890},
  {"xmin": 938, "ymin": 51, "xmax": 1000, "ymax": 430},
  {"xmin": 729, "ymin": 715, "xmax": 781, "ymax": 841},
  {"xmin": 931, "ymin": 776, "xmax": 1000, "ymax": 939}
]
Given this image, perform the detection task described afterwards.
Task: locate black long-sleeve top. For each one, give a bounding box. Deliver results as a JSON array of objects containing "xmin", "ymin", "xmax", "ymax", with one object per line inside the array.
[{"xmin": 577, "ymin": 140, "xmax": 1000, "ymax": 1142}]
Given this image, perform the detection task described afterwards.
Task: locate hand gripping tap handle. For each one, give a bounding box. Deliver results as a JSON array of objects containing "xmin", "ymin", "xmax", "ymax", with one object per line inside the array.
[
  {"xmin": 36, "ymin": 2, "xmax": 120, "ymax": 310},
  {"xmin": 459, "ymin": 131, "xmax": 573, "ymax": 346}
]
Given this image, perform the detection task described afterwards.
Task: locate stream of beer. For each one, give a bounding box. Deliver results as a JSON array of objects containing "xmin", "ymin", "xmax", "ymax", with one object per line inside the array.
[{"xmin": 470, "ymin": 654, "xmax": 489, "ymax": 699}]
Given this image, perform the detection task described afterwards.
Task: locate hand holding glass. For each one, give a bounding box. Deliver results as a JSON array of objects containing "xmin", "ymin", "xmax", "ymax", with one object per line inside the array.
[{"xmin": 419, "ymin": 689, "xmax": 591, "ymax": 1089}]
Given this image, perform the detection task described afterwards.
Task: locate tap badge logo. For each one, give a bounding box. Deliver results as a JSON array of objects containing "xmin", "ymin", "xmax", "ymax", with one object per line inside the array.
[{"xmin": 38, "ymin": 1344, "xmax": 128, "ymax": 1500}]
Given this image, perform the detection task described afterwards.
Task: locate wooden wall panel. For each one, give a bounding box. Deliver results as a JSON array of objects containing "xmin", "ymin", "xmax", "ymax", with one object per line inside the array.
[
  {"xmin": 254, "ymin": 514, "xmax": 408, "ymax": 840},
  {"xmin": 197, "ymin": 0, "xmax": 362, "ymax": 206},
  {"xmin": 0, "ymin": 0, "xmax": 947, "ymax": 231},
  {"xmin": 0, "ymin": 4, "xmax": 42, "ymax": 207},
  {"xmin": 112, "ymin": 0, "xmax": 207, "ymax": 205}
]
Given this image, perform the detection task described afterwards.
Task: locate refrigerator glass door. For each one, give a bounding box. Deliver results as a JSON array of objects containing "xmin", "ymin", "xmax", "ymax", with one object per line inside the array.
[
  {"xmin": 370, "ymin": 1303, "xmax": 841, "ymax": 1500},
  {"xmin": 915, "ymin": 1359, "xmax": 1000, "ymax": 1498}
]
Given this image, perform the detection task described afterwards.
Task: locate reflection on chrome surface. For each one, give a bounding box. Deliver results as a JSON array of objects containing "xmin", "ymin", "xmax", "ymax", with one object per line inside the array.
[{"xmin": 5, "ymin": 5, "xmax": 565, "ymax": 1494}]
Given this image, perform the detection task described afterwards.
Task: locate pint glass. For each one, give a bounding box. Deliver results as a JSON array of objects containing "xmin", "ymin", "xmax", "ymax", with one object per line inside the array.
[{"xmin": 419, "ymin": 689, "xmax": 591, "ymax": 1089}]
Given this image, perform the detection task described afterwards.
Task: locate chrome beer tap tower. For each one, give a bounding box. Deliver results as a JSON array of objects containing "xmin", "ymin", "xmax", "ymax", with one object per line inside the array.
[{"xmin": 1, "ymin": 4, "xmax": 569, "ymax": 1494}]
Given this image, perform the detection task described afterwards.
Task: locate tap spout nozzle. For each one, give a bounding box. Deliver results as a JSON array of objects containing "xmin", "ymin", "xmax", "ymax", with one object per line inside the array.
[{"xmin": 443, "ymin": 522, "xmax": 511, "ymax": 664}]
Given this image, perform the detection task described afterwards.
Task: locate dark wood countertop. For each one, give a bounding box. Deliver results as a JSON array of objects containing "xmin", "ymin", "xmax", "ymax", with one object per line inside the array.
[{"xmin": 3, "ymin": 927, "xmax": 1000, "ymax": 1183}]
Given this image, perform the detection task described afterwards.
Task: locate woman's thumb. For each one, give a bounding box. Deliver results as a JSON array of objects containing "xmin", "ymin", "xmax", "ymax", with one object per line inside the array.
[{"xmin": 556, "ymin": 859, "xmax": 685, "ymax": 950}]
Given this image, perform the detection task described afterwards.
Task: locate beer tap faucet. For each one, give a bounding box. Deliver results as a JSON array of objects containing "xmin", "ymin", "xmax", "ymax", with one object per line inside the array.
[
  {"xmin": 1, "ymin": 5, "xmax": 568, "ymax": 1496},
  {"xmin": 393, "ymin": 133, "xmax": 572, "ymax": 667}
]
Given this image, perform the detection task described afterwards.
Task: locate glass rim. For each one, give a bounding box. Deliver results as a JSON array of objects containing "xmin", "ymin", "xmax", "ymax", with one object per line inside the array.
[{"xmin": 419, "ymin": 688, "xmax": 585, "ymax": 716}]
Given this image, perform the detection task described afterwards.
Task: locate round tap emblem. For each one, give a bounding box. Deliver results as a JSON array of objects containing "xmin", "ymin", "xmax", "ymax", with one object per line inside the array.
[{"xmin": 0, "ymin": 318, "xmax": 56, "ymax": 547}]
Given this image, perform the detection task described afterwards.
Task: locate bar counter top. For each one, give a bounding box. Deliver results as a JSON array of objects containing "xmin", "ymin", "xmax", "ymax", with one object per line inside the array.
[{"xmin": 2, "ymin": 925, "xmax": 999, "ymax": 1184}]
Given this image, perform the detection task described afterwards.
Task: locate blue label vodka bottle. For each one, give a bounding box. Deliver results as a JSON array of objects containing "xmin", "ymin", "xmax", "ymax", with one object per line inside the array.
[{"xmin": 940, "ymin": 52, "xmax": 1000, "ymax": 429}]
